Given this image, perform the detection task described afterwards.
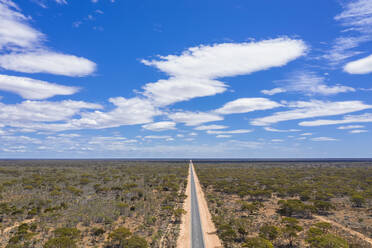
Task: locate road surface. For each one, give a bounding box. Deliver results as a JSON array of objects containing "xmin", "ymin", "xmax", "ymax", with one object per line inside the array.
[{"xmin": 190, "ymin": 161, "xmax": 205, "ymax": 248}]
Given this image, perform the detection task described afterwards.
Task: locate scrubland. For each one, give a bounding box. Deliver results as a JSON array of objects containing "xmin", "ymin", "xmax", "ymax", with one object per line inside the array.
[
  {"xmin": 195, "ymin": 161, "xmax": 372, "ymax": 248},
  {"xmin": 0, "ymin": 160, "xmax": 188, "ymax": 248}
]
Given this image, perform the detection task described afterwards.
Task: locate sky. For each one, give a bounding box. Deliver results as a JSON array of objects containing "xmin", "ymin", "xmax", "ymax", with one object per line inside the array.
[{"xmin": 0, "ymin": 0, "xmax": 371, "ymax": 158}]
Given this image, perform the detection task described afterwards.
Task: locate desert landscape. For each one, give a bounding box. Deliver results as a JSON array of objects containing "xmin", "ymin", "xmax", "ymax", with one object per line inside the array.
[{"xmin": 0, "ymin": 160, "xmax": 371, "ymax": 247}]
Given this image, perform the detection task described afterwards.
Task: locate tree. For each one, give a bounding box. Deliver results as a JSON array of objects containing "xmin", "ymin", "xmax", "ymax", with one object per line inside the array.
[
  {"xmin": 243, "ymin": 237, "xmax": 273, "ymax": 248},
  {"xmin": 43, "ymin": 227, "xmax": 80, "ymax": 248},
  {"xmin": 44, "ymin": 237, "xmax": 77, "ymax": 248},
  {"xmin": 109, "ymin": 227, "xmax": 132, "ymax": 247},
  {"xmin": 281, "ymin": 217, "xmax": 303, "ymax": 247},
  {"xmin": 259, "ymin": 225, "xmax": 280, "ymax": 241},
  {"xmin": 306, "ymin": 233, "xmax": 349, "ymax": 248},
  {"xmin": 313, "ymin": 200, "xmax": 333, "ymax": 214},
  {"xmin": 218, "ymin": 224, "xmax": 237, "ymax": 243},
  {"xmin": 278, "ymin": 199, "xmax": 314, "ymax": 218},
  {"xmin": 350, "ymin": 194, "xmax": 365, "ymax": 208},
  {"xmin": 314, "ymin": 222, "xmax": 332, "ymax": 233},
  {"xmin": 54, "ymin": 228, "xmax": 80, "ymax": 240},
  {"xmin": 173, "ymin": 208, "xmax": 186, "ymax": 223},
  {"xmin": 126, "ymin": 235, "xmax": 148, "ymax": 248},
  {"xmin": 108, "ymin": 227, "xmax": 148, "ymax": 248}
]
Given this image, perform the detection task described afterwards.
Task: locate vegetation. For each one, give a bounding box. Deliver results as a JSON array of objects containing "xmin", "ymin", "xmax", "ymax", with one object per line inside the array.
[
  {"xmin": 196, "ymin": 161, "xmax": 372, "ymax": 247},
  {"xmin": 0, "ymin": 160, "xmax": 188, "ymax": 247}
]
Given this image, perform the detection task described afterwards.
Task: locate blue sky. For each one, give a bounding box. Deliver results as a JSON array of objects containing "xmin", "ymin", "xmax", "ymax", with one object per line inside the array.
[{"xmin": 0, "ymin": 0, "xmax": 371, "ymax": 158}]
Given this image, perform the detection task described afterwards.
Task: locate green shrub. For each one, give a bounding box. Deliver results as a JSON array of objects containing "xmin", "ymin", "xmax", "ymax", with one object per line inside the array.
[{"xmin": 243, "ymin": 237, "xmax": 273, "ymax": 248}]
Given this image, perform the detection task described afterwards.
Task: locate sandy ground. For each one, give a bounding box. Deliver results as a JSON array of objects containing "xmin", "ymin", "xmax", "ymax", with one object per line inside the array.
[
  {"xmin": 177, "ymin": 165, "xmax": 191, "ymax": 248},
  {"xmin": 314, "ymin": 215, "xmax": 372, "ymax": 246},
  {"xmin": 192, "ymin": 163, "xmax": 222, "ymax": 248}
]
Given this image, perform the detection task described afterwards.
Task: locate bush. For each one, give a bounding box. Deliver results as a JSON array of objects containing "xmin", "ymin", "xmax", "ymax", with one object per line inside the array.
[
  {"xmin": 44, "ymin": 237, "xmax": 77, "ymax": 248},
  {"xmin": 259, "ymin": 225, "xmax": 280, "ymax": 241},
  {"xmin": 350, "ymin": 194, "xmax": 365, "ymax": 208},
  {"xmin": 109, "ymin": 227, "xmax": 148, "ymax": 248},
  {"xmin": 243, "ymin": 237, "xmax": 273, "ymax": 248},
  {"xmin": 126, "ymin": 235, "xmax": 148, "ymax": 248},
  {"xmin": 307, "ymin": 233, "xmax": 349, "ymax": 248},
  {"xmin": 54, "ymin": 227, "xmax": 80, "ymax": 240}
]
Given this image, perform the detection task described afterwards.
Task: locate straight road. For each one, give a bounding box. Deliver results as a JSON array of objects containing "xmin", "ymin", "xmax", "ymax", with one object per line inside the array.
[{"xmin": 190, "ymin": 161, "xmax": 205, "ymax": 248}]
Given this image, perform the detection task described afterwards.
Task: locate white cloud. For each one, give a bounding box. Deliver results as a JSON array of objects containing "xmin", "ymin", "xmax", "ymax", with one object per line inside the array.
[
  {"xmin": 264, "ymin": 127, "xmax": 300, "ymax": 132},
  {"xmin": 0, "ymin": 1, "xmax": 43, "ymax": 50},
  {"xmin": 142, "ymin": 121, "xmax": 176, "ymax": 131},
  {"xmin": 194, "ymin": 124, "xmax": 228, "ymax": 130},
  {"xmin": 142, "ymin": 38, "xmax": 306, "ymax": 79},
  {"xmin": 216, "ymin": 135, "xmax": 231, "ymax": 138},
  {"xmin": 349, "ymin": 129, "xmax": 368, "ymax": 133},
  {"xmin": 0, "ymin": 1, "xmax": 96, "ymax": 77},
  {"xmin": 311, "ymin": 137, "xmax": 338, "ymax": 141},
  {"xmin": 334, "ymin": 0, "xmax": 372, "ymax": 34},
  {"xmin": 206, "ymin": 129, "xmax": 252, "ymax": 134},
  {"xmin": 188, "ymin": 132, "xmax": 198, "ymax": 136},
  {"xmin": 144, "ymin": 135, "xmax": 172, "ymax": 140},
  {"xmin": 0, "ymin": 97, "xmax": 160, "ymax": 132},
  {"xmin": 300, "ymin": 133, "xmax": 312, "ymax": 136},
  {"xmin": 168, "ymin": 111, "xmax": 223, "ymax": 126},
  {"xmin": 141, "ymin": 38, "xmax": 306, "ymax": 106},
  {"xmin": 0, "ymin": 51, "xmax": 96, "ymax": 76},
  {"xmin": 142, "ymin": 78, "xmax": 226, "ymax": 106},
  {"xmin": 337, "ymin": 125, "xmax": 365, "ymax": 129},
  {"xmin": 324, "ymin": 0, "xmax": 372, "ymax": 64},
  {"xmin": 251, "ymin": 100, "xmax": 372, "ymax": 126},
  {"xmin": 0, "ymin": 99, "xmax": 101, "ymax": 123},
  {"xmin": 271, "ymin": 139, "xmax": 284, "ymax": 142},
  {"xmin": 272, "ymin": 72, "xmax": 355, "ymax": 95},
  {"xmin": 261, "ymin": 87, "xmax": 286, "ymax": 96},
  {"xmin": 215, "ymin": 98, "xmax": 282, "ymax": 114},
  {"xmin": 0, "ymin": 74, "xmax": 78, "ymax": 99},
  {"xmin": 300, "ymin": 113, "xmax": 372, "ymax": 126},
  {"xmin": 344, "ymin": 53, "xmax": 372, "ymax": 74},
  {"xmin": 69, "ymin": 97, "xmax": 160, "ymax": 129},
  {"xmin": 323, "ymin": 36, "xmax": 369, "ymax": 64},
  {"xmin": 55, "ymin": 0, "xmax": 67, "ymax": 4}
]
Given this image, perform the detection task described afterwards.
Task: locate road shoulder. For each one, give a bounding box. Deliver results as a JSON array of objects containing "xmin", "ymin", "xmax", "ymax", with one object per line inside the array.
[{"xmin": 177, "ymin": 166, "xmax": 191, "ymax": 248}]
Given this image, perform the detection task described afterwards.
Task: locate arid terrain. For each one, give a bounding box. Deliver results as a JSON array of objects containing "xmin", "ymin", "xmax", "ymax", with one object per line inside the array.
[
  {"xmin": 195, "ymin": 161, "xmax": 372, "ymax": 248},
  {"xmin": 1, "ymin": 160, "xmax": 371, "ymax": 248},
  {"xmin": 0, "ymin": 160, "xmax": 188, "ymax": 248}
]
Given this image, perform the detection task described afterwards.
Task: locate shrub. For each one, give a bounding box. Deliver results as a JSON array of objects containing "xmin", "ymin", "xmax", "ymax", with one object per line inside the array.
[
  {"xmin": 243, "ymin": 237, "xmax": 273, "ymax": 248},
  {"xmin": 350, "ymin": 194, "xmax": 365, "ymax": 208},
  {"xmin": 54, "ymin": 227, "xmax": 80, "ymax": 240},
  {"xmin": 259, "ymin": 225, "xmax": 280, "ymax": 241},
  {"xmin": 307, "ymin": 233, "xmax": 349, "ymax": 248},
  {"xmin": 44, "ymin": 237, "xmax": 77, "ymax": 248}
]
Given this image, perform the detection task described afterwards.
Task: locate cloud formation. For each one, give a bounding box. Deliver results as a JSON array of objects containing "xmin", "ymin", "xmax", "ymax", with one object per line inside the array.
[
  {"xmin": 344, "ymin": 54, "xmax": 372, "ymax": 74},
  {"xmin": 0, "ymin": 51, "xmax": 96, "ymax": 76},
  {"xmin": 142, "ymin": 121, "xmax": 176, "ymax": 131},
  {"xmin": 299, "ymin": 113, "xmax": 372, "ymax": 126},
  {"xmin": 0, "ymin": 74, "xmax": 78, "ymax": 99},
  {"xmin": 262, "ymin": 72, "xmax": 355, "ymax": 96},
  {"xmin": 168, "ymin": 111, "xmax": 223, "ymax": 126},
  {"xmin": 141, "ymin": 38, "xmax": 307, "ymax": 106},
  {"xmin": 251, "ymin": 100, "xmax": 372, "ymax": 126},
  {"xmin": 215, "ymin": 98, "xmax": 281, "ymax": 114}
]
